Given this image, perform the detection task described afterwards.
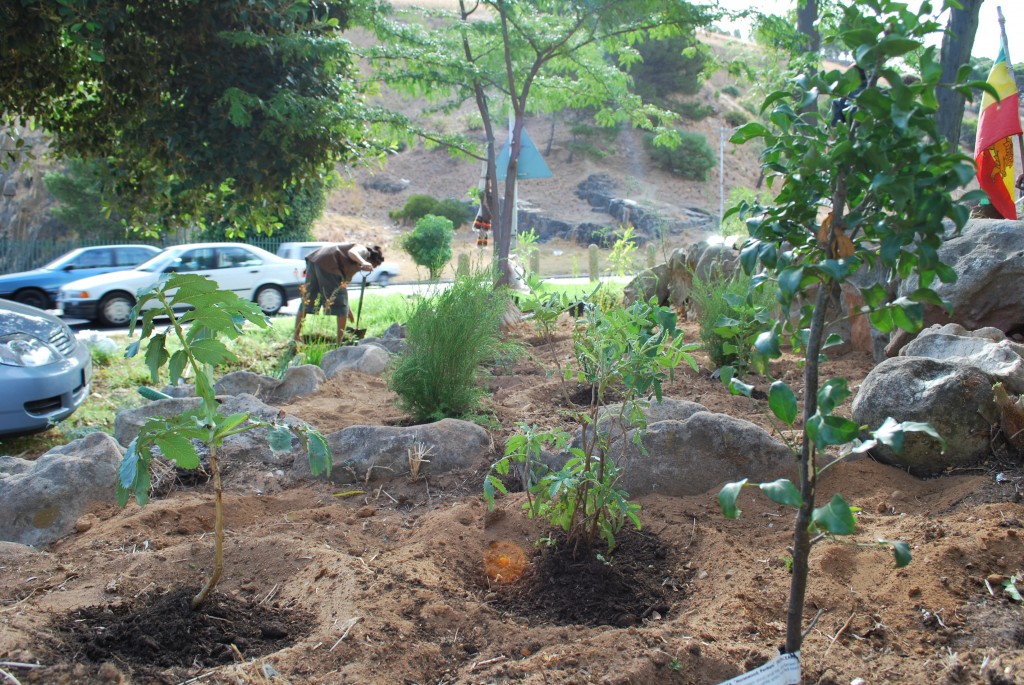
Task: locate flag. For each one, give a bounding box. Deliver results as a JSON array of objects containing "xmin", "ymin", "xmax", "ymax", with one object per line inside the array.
[{"xmin": 975, "ymin": 46, "xmax": 1022, "ymax": 220}]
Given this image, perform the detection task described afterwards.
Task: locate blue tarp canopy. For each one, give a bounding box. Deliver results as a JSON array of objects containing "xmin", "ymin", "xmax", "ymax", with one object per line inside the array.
[{"xmin": 496, "ymin": 127, "xmax": 552, "ymax": 180}]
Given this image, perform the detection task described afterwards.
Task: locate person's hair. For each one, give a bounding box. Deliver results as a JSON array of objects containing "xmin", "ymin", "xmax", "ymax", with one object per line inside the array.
[{"xmin": 367, "ymin": 244, "xmax": 384, "ymax": 267}]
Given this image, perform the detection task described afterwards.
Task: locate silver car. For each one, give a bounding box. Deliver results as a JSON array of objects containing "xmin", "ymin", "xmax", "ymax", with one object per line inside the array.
[{"xmin": 0, "ymin": 300, "xmax": 92, "ymax": 436}]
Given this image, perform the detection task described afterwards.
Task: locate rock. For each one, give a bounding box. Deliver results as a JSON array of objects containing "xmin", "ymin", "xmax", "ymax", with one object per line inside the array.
[
  {"xmin": 0, "ymin": 432, "xmax": 123, "ymax": 547},
  {"xmin": 215, "ymin": 365, "xmax": 326, "ymax": 403},
  {"xmin": 308, "ymin": 418, "xmax": 491, "ymax": 484},
  {"xmin": 575, "ymin": 398, "xmax": 709, "ymax": 448},
  {"xmin": 382, "ymin": 323, "xmax": 407, "ymax": 339},
  {"xmin": 623, "ymin": 240, "xmax": 738, "ymax": 313},
  {"xmin": 607, "ymin": 411, "xmax": 795, "ymax": 497},
  {"xmin": 215, "ymin": 394, "xmax": 315, "ymax": 472},
  {"xmin": 851, "ymin": 357, "xmax": 996, "ymax": 475},
  {"xmin": 900, "ymin": 219, "xmax": 1024, "ymax": 336},
  {"xmin": 902, "ymin": 324, "xmax": 1024, "ymax": 393},
  {"xmin": 359, "ymin": 337, "xmax": 407, "ymax": 355},
  {"xmin": 114, "ymin": 397, "xmax": 204, "ymax": 446},
  {"xmin": 362, "ymin": 176, "xmax": 410, "ymax": 194},
  {"xmin": 0, "ymin": 541, "xmax": 44, "ymax": 559},
  {"xmin": 322, "ymin": 345, "xmax": 390, "ymax": 377}
]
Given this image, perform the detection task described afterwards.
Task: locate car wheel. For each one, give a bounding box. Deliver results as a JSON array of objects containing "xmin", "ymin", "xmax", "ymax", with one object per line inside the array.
[
  {"xmin": 376, "ymin": 273, "xmax": 391, "ymax": 287},
  {"xmin": 97, "ymin": 292, "xmax": 136, "ymax": 327},
  {"xmin": 14, "ymin": 288, "xmax": 50, "ymax": 310},
  {"xmin": 255, "ymin": 285, "xmax": 285, "ymax": 316}
]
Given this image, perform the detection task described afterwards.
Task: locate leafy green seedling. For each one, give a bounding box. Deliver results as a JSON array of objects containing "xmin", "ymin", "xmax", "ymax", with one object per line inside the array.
[{"xmin": 116, "ymin": 274, "xmax": 331, "ymax": 609}]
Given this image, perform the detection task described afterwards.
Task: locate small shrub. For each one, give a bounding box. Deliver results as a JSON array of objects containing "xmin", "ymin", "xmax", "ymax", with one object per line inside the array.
[
  {"xmin": 721, "ymin": 186, "xmax": 775, "ymax": 239},
  {"xmin": 388, "ymin": 272, "xmax": 516, "ymax": 421},
  {"xmin": 644, "ymin": 131, "xmax": 715, "ymax": 181},
  {"xmin": 678, "ymin": 100, "xmax": 714, "ymax": 121},
  {"xmin": 400, "ymin": 214, "xmax": 455, "ymax": 280},
  {"xmin": 722, "ymin": 84, "xmax": 741, "ymax": 97},
  {"xmin": 723, "ymin": 110, "xmax": 749, "ymax": 128},
  {"xmin": 390, "ymin": 194, "xmax": 440, "ymax": 225},
  {"xmin": 485, "ymin": 301, "xmax": 697, "ymax": 554},
  {"xmin": 690, "ymin": 269, "xmax": 774, "ymax": 370},
  {"xmin": 435, "ymin": 198, "xmax": 471, "ymax": 229}
]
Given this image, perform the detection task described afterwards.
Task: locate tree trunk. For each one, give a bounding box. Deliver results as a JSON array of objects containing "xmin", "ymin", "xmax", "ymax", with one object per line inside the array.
[
  {"xmin": 936, "ymin": 0, "xmax": 983, "ymax": 151},
  {"xmin": 785, "ymin": 280, "xmax": 831, "ymax": 653},
  {"xmin": 796, "ymin": 0, "xmax": 820, "ymax": 54}
]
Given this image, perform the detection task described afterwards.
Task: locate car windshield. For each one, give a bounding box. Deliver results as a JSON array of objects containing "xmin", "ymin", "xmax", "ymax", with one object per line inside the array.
[
  {"xmin": 41, "ymin": 249, "xmax": 87, "ymax": 270},
  {"xmin": 136, "ymin": 249, "xmax": 183, "ymax": 272}
]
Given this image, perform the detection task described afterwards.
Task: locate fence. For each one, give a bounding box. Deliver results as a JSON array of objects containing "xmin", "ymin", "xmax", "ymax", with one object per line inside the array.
[{"xmin": 0, "ymin": 237, "xmax": 290, "ymax": 275}]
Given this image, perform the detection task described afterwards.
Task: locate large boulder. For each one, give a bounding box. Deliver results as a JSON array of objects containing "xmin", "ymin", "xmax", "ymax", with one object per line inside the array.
[
  {"xmin": 898, "ymin": 219, "xmax": 1024, "ymax": 337},
  {"xmin": 606, "ymin": 411, "xmax": 796, "ymax": 497},
  {"xmin": 575, "ymin": 398, "xmax": 709, "ymax": 448},
  {"xmin": 623, "ymin": 240, "xmax": 739, "ymax": 312},
  {"xmin": 0, "ymin": 432, "xmax": 123, "ymax": 547},
  {"xmin": 902, "ymin": 324, "xmax": 1024, "ymax": 394},
  {"xmin": 309, "ymin": 418, "xmax": 491, "ymax": 484},
  {"xmin": 851, "ymin": 357, "xmax": 996, "ymax": 475},
  {"xmin": 322, "ymin": 345, "xmax": 390, "ymax": 378}
]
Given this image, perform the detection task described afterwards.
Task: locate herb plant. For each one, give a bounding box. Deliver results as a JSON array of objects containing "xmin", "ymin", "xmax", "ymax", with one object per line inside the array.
[{"xmin": 116, "ymin": 274, "xmax": 332, "ymax": 610}]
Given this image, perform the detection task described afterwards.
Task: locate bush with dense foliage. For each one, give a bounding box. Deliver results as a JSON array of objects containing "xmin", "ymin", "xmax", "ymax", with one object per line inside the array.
[
  {"xmin": 628, "ymin": 36, "xmax": 707, "ymax": 102},
  {"xmin": 390, "ymin": 194, "xmax": 470, "ymax": 228},
  {"xmin": 399, "ymin": 214, "xmax": 455, "ymax": 280},
  {"xmin": 644, "ymin": 131, "xmax": 715, "ymax": 181}
]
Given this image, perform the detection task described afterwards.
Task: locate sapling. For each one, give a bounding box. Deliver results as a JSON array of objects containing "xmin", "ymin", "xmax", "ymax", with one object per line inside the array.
[
  {"xmin": 714, "ymin": 0, "xmax": 984, "ymax": 656},
  {"xmin": 485, "ymin": 299, "xmax": 697, "ymax": 556},
  {"xmin": 116, "ymin": 274, "xmax": 332, "ymax": 609}
]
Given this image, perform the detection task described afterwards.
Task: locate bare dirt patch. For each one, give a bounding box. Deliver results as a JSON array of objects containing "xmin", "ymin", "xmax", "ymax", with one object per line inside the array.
[{"xmin": 2, "ymin": 319, "xmax": 1022, "ymax": 685}]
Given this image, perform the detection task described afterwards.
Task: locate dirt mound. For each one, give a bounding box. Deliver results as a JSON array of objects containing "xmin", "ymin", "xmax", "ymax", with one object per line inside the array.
[{"xmin": 1, "ymin": 321, "xmax": 1023, "ymax": 684}]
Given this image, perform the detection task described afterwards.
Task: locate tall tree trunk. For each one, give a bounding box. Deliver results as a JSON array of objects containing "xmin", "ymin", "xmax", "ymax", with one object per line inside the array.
[
  {"xmin": 797, "ymin": 0, "xmax": 820, "ymax": 54},
  {"xmin": 936, "ymin": 0, "xmax": 983, "ymax": 151}
]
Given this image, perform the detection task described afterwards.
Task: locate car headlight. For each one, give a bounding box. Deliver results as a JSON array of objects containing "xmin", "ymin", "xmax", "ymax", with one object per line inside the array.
[
  {"xmin": 60, "ymin": 290, "xmax": 90, "ymax": 300},
  {"xmin": 0, "ymin": 334, "xmax": 62, "ymax": 367}
]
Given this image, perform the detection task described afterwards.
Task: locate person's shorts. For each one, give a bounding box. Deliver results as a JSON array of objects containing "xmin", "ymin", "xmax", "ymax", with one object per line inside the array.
[{"xmin": 299, "ymin": 263, "xmax": 349, "ymax": 316}]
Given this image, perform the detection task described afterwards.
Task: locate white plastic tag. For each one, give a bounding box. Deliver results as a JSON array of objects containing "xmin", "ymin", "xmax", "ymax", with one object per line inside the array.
[{"xmin": 718, "ymin": 652, "xmax": 800, "ymax": 685}]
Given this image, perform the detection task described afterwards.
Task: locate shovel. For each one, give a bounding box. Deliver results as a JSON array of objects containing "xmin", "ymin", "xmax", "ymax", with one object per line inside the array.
[{"xmin": 343, "ymin": 275, "xmax": 368, "ymax": 344}]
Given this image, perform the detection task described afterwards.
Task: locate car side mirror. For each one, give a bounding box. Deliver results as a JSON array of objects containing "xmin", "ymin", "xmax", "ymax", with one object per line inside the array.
[
  {"xmin": 164, "ymin": 265, "xmax": 178, "ymax": 273},
  {"xmin": 63, "ymin": 264, "xmax": 76, "ymax": 271}
]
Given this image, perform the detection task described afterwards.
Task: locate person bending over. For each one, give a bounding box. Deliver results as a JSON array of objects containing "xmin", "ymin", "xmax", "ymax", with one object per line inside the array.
[{"xmin": 293, "ymin": 243, "xmax": 384, "ymax": 345}]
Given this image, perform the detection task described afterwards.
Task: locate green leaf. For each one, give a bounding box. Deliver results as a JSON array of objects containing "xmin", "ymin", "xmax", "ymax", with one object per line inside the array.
[
  {"xmin": 861, "ymin": 282, "xmax": 888, "ymax": 308},
  {"xmin": 168, "ymin": 350, "xmax": 189, "ymax": 385},
  {"xmin": 268, "ymin": 425, "xmax": 294, "ymax": 452},
  {"xmin": 727, "ymin": 376, "xmax": 754, "ymax": 397},
  {"xmin": 768, "ymin": 381, "xmax": 799, "ymax": 426},
  {"xmin": 118, "ymin": 439, "xmax": 151, "ymax": 507},
  {"xmin": 806, "ymin": 414, "xmax": 861, "ymax": 448},
  {"xmin": 190, "ymin": 338, "xmax": 235, "ymax": 366},
  {"xmin": 880, "ymin": 539, "xmax": 912, "ymax": 568},
  {"xmin": 890, "ymin": 298, "xmax": 923, "ymax": 332},
  {"xmin": 754, "ymin": 329, "xmax": 781, "ymax": 358},
  {"xmin": 155, "ymin": 434, "xmax": 200, "ymax": 469},
  {"xmin": 759, "ymin": 479, "xmax": 803, "ymax": 508},
  {"xmin": 777, "ymin": 267, "xmax": 804, "ymax": 303},
  {"xmin": 730, "ymin": 122, "xmax": 770, "ymax": 144},
  {"xmin": 306, "ymin": 429, "xmax": 332, "ymax": 478},
  {"xmin": 718, "ymin": 479, "xmax": 747, "ymax": 519},
  {"xmin": 215, "ymin": 412, "xmax": 251, "ymax": 440},
  {"xmin": 816, "ymin": 378, "xmax": 850, "ymax": 415},
  {"xmin": 144, "ymin": 333, "xmax": 169, "ymax": 383},
  {"xmin": 811, "ymin": 494, "xmax": 857, "ymax": 535},
  {"xmin": 872, "ymin": 417, "xmax": 946, "ymax": 453}
]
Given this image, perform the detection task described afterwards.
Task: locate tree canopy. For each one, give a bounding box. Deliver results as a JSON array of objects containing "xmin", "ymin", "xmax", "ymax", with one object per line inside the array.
[
  {"xmin": 1, "ymin": 0, "xmax": 371, "ymax": 236},
  {"xmin": 360, "ymin": 0, "xmax": 715, "ymax": 285}
]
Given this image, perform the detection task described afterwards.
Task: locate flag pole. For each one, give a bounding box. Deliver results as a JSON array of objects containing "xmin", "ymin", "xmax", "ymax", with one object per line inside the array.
[{"xmin": 996, "ymin": 6, "xmax": 1024, "ymax": 201}]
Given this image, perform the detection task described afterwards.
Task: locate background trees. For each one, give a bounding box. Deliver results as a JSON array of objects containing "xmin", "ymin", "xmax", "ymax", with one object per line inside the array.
[
  {"xmin": 1, "ymin": 0, "xmax": 370, "ymax": 236},
  {"xmin": 362, "ymin": 0, "xmax": 714, "ymax": 286}
]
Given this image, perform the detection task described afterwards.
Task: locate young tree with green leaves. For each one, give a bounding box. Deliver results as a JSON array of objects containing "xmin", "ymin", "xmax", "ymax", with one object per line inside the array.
[
  {"xmin": 400, "ymin": 214, "xmax": 455, "ymax": 281},
  {"xmin": 717, "ymin": 0, "xmax": 982, "ymax": 657},
  {"xmin": 2, "ymin": 0, "xmax": 370, "ymax": 236},
  {"xmin": 361, "ymin": 0, "xmax": 714, "ymax": 286}
]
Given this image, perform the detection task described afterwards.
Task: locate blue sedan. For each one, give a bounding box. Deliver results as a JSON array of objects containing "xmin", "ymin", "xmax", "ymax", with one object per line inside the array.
[
  {"xmin": 0, "ymin": 300, "xmax": 92, "ymax": 436},
  {"xmin": 0, "ymin": 244, "xmax": 161, "ymax": 310}
]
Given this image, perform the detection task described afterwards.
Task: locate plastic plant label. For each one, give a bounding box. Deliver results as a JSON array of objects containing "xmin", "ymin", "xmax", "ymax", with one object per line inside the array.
[{"xmin": 718, "ymin": 652, "xmax": 800, "ymax": 685}]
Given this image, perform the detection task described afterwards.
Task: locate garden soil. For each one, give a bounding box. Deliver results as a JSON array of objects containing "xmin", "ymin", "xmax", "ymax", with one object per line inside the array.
[{"xmin": 1, "ymin": 319, "xmax": 1023, "ymax": 685}]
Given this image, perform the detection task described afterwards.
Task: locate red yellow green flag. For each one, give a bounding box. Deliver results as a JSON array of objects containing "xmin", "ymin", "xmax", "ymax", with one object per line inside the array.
[{"xmin": 975, "ymin": 46, "xmax": 1022, "ymax": 220}]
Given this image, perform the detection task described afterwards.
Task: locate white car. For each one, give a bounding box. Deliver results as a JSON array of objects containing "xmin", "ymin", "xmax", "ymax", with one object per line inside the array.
[
  {"xmin": 58, "ymin": 243, "xmax": 305, "ymax": 326},
  {"xmin": 277, "ymin": 242, "xmax": 400, "ymax": 287}
]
